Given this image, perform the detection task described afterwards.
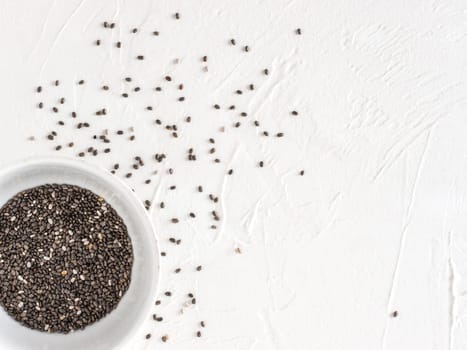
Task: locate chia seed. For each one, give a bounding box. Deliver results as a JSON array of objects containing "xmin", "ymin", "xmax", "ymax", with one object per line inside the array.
[{"xmin": 0, "ymin": 184, "xmax": 133, "ymax": 333}]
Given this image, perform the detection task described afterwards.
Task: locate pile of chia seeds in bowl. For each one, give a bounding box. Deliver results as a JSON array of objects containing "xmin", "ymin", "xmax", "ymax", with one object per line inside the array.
[{"xmin": 0, "ymin": 183, "xmax": 133, "ymax": 333}]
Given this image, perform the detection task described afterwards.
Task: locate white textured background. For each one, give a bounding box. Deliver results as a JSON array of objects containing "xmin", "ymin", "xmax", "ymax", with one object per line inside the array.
[{"xmin": 0, "ymin": 0, "xmax": 466, "ymax": 349}]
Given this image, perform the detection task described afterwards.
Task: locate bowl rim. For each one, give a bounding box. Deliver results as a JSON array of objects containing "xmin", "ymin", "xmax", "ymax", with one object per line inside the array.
[{"xmin": 0, "ymin": 155, "xmax": 161, "ymax": 349}]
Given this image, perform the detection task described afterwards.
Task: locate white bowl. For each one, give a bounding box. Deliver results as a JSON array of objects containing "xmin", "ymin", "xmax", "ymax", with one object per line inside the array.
[{"xmin": 0, "ymin": 156, "xmax": 160, "ymax": 350}]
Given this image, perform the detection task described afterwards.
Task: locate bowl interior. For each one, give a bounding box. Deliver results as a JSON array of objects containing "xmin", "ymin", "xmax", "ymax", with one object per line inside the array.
[{"xmin": 0, "ymin": 157, "xmax": 159, "ymax": 350}]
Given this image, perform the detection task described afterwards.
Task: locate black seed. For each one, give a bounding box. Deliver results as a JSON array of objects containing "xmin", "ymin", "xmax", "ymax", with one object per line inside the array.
[
  {"xmin": 125, "ymin": 173, "xmax": 132, "ymax": 178},
  {"xmin": 254, "ymin": 120, "xmax": 260, "ymax": 126},
  {"xmin": 214, "ymin": 104, "xmax": 220, "ymax": 109},
  {"xmin": 164, "ymin": 76, "xmax": 172, "ymax": 82},
  {"xmin": 110, "ymin": 23, "xmax": 115, "ymax": 28},
  {"xmin": 196, "ymin": 265, "xmax": 202, "ymax": 271},
  {"xmin": 0, "ymin": 184, "xmax": 133, "ymax": 332},
  {"xmin": 96, "ymin": 39, "xmax": 101, "ymax": 46},
  {"xmin": 174, "ymin": 268, "xmax": 181, "ymax": 273},
  {"xmin": 55, "ymin": 145, "xmax": 62, "ymax": 151},
  {"xmin": 122, "ymin": 93, "xmax": 128, "ymax": 98},
  {"xmin": 102, "ymin": 85, "xmax": 109, "ymax": 91},
  {"xmin": 116, "ymin": 42, "xmax": 121, "ymax": 48},
  {"xmin": 230, "ymin": 38, "xmax": 236, "ymax": 45},
  {"xmin": 391, "ymin": 311, "xmax": 398, "ymax": 318},
  {"xmin": 164, "ymin": 291, "xmax": 172, "ymax": 296},
  {"xmin": 259, "ymin": 161, "xmax": 264, "ymax": 167},
  {"xmin": 146, "ymin": 333, "xmax": 151, "ymax": 339},
  {"xmin": 125, "ymin": 77, "xmax": 132, "ymax": 82},
  {"xmin": 161, "ymin": 335, "xmax": 168, "ymax": 342},
  {"xmin": 291, "ymin": 110, "xmax": 298, "ymax": 116},
  {"xmin": 276, "ymin": 132, "xmax": 284, "ymax": 137},
  {"xmin": 244, "ymin": 45, "xmax": 249, "ymax": 52},
  {"xmin": 240, "ymin": 112, "xmax": 247, "ymax": 117},
  {"xmin": 198, "ymin": 186, "xmax": 203, "ymax": 192},
  {"xmin": 196, "ymin": 331, "xmax": 201, "ymax": 337},
  {"xmin": 200, "ymin": 321, "xmax": 205, "ymax": 327},
  {"xmin": 68, "ymin": 142, "xmax": 74, "ymax": 147},
  {"xmin": 38, "ymin": 102, "xmax": 43, "ymax": 109},
  {"xmin": 54, "ymin": 80, "xmax": 59, "ymax": 86},
  {"xmin": 136, "ymin": 55, "xmax": 144, "ymax": 60},
  {"xmin": 296, "ymin": 28, "xmax": 302, "ymax": 35},
  {"xmin": 178, "ymin": 96, "xmax": 185, "ymax": 101},
  {"xmin": 299, "ymin": 170, "xmax": 305, "ymax": 176},
  {"xmin": 155, "ymin": 86, "xmax": 162, "ymax": 91},
  {"xmin": 52, "ymin": 107, "xmax": 58, "ymax": 113},
  {"xmin": 78, "ymin": 80, "xmax": 85, "ymax": 85},
  {"xmin": 229, "ymin": 105, "xmax": 235, "ymax": 110},
  {"xmin": 36, "ymin": 86, "xmax": 42, "ymax": 93},
  {"xmin": 228, "ymin": 169, "xmax": 233, "ymax": 175},
  {"xmin": 171, "ymin": 218, "xmax": 179, "ymax": 223},
  {"xmin": 174, "ymin": 12, "xmax": 180, "ymax": 19},
  {"xmin": 132, "ymin": 28, "xmax": 138, "ymax": 33},
  {"xmin": 153, "ymin": 31, "xmax": 159, "ymax": 36}
]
